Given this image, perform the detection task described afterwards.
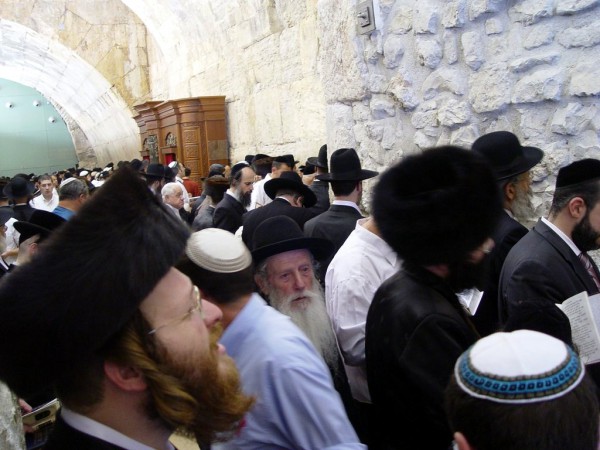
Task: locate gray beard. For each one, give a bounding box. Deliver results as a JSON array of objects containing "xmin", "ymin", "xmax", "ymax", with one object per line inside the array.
[
  {"xmin": 511, "ymin": 184, "xmax": 534, "ymax": 225},
  {"xmin": 269, "ymin": 279, "xmax": 340, "ymax": 373}
]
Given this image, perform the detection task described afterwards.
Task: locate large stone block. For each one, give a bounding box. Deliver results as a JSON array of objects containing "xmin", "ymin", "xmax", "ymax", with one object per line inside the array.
[
  {"xmin": 512, "ymin": 68, "xmax": 563, "ymax": 103},
  {"xmin": 461, "ymin": 31, "xmax": 484, "ymax": 70},
  {"xmin": 469, "ymin": 62, "xmax": 512, "ymax": 112},
  {"xmin": 414, "ymin": 3, "xmax": 438, "ymax": 34},
  {"xmin": 443, "ymin": 31, "xmax": 459, "ymax": 64},
  {"xmin": 387, "ymin": 73, "xmax": 420, "ymax": 110},
  {"xmin": 450, "ymin": 124, "xmax": 479, "ymax": 147},
  {"xmin": 370, "ymin": 95, "xmax": 396, "ymax": 118},
  {"xmin": 551, "ymin": 103, "xmax": 597, "ymax": 135},
  {"xmin": 388, "ymin": 6, "xmax": 413, "ymax": 34},
  {"xmin": 510, "ymin": 0, "xmax": 554, "ymax": 25},
  {"xmin": 558, "ymin": 23, "xmax": 600, "ymax": 48},
  {"xmin": 556, "ymin": 0, "xmax": 600, "ymax": 15},
  {"xmin": 570, "ymin": 60, "xmax": 600, "ymax": 96},
  {"xmin": 442, "ymin": 0, "xmax": 466, "ymax": 28},
  {"xmin": 423, "ymin": 67, "xmax": 466, "ymax": 100},
  {"xmin": 416, "ymin": 38, "xmax": 442, "ymax": 68},
  {"xmin": 509, "ymin": 53, "xmax": 560, "ymax": 73},
  {"xmin": 523, "ymin": 24, "xmax": 556, "ymax": 49},
  {"xmin": 469, "ymin": 0, "xmax": 504, "ymax": 21},
  {"xmin": 438, "ymin": 98, "xmax": 470, "ymax": 126},
  {"xmin": 383, "ymin": 34, "xmax": 405, "ymax": 68}
]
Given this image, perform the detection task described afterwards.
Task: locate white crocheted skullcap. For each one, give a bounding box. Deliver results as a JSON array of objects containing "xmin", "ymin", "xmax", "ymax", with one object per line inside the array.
[
  {"xmin": 455, "ymin": 329, "xmax": 585, "ymax": 404},
  {"xmin": 185, "ymin": 228, "xmax": 252, "ymax": 273}
]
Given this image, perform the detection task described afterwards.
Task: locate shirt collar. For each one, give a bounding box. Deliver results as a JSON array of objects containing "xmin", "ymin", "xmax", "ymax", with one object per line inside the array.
[
  {"xmin": 61, "ymin": 407, "xmax": 174, "ymax": 450},
  {"xmin": 332, "ymin": 200, "xmax": 361, "ymax": 214},
  {"xmin": 354, "ymin": 218, "xmax": 398, "ymax": 267},
  {"xmin": 541, "ymin": 216, "xmax": 581, "ymax": 256}
]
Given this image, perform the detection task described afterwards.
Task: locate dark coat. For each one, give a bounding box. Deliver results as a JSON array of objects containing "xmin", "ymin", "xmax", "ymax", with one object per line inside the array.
[
  {"xmin": 472, "ymin": 211, "xmax": 528, "ymax": 336},
  {"xmin": 12, "ymin": 203, "xmax": 35, "ymax": 222},
  {"xmin": 499, "ymin": 219, "xmax": 600, "ymax": 345},
  {"xmin": 304, "ymin": 204, "xmax": 362, "ymax": 283},
  {"xmin": 308, "ymin": 180, "xmax": 330, "ymax": 214},
  {"xmin": 242, "ymin": 198, "xmax": 319, "ymax": 249},
  {"xmin": 366, "ymin": 264, "xmax": 478, "ymax": 450},
  {"xmin": 213, "ymin": 193, "xmax": 245, "ymax": 234},
  {"xmin": 45, "ymin": 415, "xmax": 127, "ymax": 450}
]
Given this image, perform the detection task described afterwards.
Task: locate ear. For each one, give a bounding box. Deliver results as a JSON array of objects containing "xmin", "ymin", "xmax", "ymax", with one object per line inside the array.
[
  {"xmin": 28, "ymin": 242, "xmax": 39, "ymax": 257},
  {"xmin": 357, "ymin": 181, "xmax": 363, "ymax": 193},
  {"xmin": 453, "ymin": 432, "xmax": 473, "ymax": 450},
  {"xmin": 567, "ymin": 196, "xmax": 587, "ymax": 219},
  {"xmin": 104, "ymin": 360, "xmax": 148, "ymax": 392},
  {"xmin": 254, "ymin": 273, "xmax": 270, "ymax": 295},
  {"xmin": 504, "ymin": 180, "xmax": 516, "ymax": 202}
]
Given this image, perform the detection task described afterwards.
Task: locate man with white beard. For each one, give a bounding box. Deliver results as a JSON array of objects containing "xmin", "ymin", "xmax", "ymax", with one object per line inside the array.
[
  {"xmin": 470, "ymin": 131, "xmax": 544, "ymax": 336},
  {"xmin": 252, "ymin": 215, "xmax": 361, "ymax": 435}
]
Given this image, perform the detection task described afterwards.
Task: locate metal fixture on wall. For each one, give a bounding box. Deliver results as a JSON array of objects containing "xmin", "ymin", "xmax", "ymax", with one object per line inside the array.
[{"xmin": 356, "ymin": 0, "xmax": 376, "ymax": 35}]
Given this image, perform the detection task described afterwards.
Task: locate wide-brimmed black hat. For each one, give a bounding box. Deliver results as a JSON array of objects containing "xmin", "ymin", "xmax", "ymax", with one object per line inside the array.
[
  {"xmin": 251, "ymin": 154, "xmax": 270, "ymax": 165},
  {"xmin": 273, "ymin": 154, "xmax": 297, "ymax": 168},
  {"xmin": 14, "ymin": 210, "xmax": 66, "ymax": 245},
  {"xmin": 316, "ymin": 148, "xmax": 378, "ymax": 182},
  {"xmin": 264, "ymin": 171, "xmax": 317, "ymax": 207},
  {"xmin": 307, "ymin": 144, "xmax": 328, "ymax": 169},
  {"xmin": 555, "ymin": 158, "xmax": 600, "ymax": 189},
  {"xmin": 251, "ymin": 215, "xmax": 334, "ymax": 265},
  {"xmin": 0, "ymin": 167, "xmax": 189, "ymax": 398},
  {"xmin": 472, "ymin": 131, "xmax": 544, "ymax": 181},
  {"xmin": 3, "ymin": 176, "xmax": 35, "ymax": 199},
  {"xmin": 145, "ymin": 163, "xmax": 166, "ymax": 180}
]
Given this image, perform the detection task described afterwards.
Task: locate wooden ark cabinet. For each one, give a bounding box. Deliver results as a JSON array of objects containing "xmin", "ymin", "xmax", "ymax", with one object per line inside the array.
[{"xmin": 133, "ymin": 96, "xmax": 228, "ymax": 182}]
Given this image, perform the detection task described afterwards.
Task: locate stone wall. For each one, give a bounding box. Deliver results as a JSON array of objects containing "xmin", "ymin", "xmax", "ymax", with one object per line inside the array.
[
  {"xmin": 317, "ymin": 0, "xmax": 600, "ymax": 217},
  {"xmin": 0, "ymin": 382, "xmax": 24, "ymax": 449}
]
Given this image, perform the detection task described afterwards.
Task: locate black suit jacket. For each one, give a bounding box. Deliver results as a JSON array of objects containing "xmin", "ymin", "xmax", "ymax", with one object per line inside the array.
[
  {"xmin": 242, "ymin": 198, "xmax": 319, "ymax": 249},
  {"xmin": 12, "ymin": 204, "xmax": 35, "ymax": 222},
  {"xmin": 308, "ymin": 180, "xmax": 330, "ymax": 214},
  {"xmin": 213, "ymin": 193, "xmax": 245, "ymax": 234},
  {"xmin": 499, "ymin": 219, "xmax": 600, "ymax": 344},
  {"xmin": 472, "ymin": 211, "xmax": 528, "ymax": 336},
  {"xmin": 304, "ymin": 204, "xmax": 362, "ymax": 283}
]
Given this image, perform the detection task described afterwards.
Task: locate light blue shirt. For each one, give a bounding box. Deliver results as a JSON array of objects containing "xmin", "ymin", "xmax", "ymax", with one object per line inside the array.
[
  {"xmin": 52, "ymin": 205, "xmax": 74, "ymax": 221},
  {"xmin": 215, "ymin": 294, "xmax": 364, "ymax": 450}
]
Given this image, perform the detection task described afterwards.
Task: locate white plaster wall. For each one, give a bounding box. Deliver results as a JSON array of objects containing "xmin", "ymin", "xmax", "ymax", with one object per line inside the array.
[{"xmin": 317, "ymin": 0, "xmax": 600, "ymax": 217}]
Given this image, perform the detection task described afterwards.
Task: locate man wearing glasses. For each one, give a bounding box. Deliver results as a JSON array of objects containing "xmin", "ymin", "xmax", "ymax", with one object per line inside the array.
[{"xmin": 0, "ymin": 167, "xmax": 253, "ymax": 449}]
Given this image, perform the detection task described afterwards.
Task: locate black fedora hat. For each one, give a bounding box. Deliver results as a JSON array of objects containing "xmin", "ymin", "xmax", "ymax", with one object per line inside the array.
[
  {"xmin": 472, "ymin": 131, "xmax": 544, "ymax": 181},
  {"xmin": 555, "ymin": 158, "xmax": 600, "ymax": 189},
  {"xmin": 264, "ymin": 171, "xmax": 317, "ymax": 207},
  {"xmin": 3, "ymin": 176, "xmax": 35, "ymax": 199},
  {"xmin": 145, "ymin": 163, "xmax": 166, "ymax": 180},
  {"xmin": 251, "ymin": 215, "xmax": 334, "ymax": 265},
  {"xmin": 14, "ymin": 210, "xmax": 66, "ymax": 245},
  {"xmin": 316, "ymin": 148, "xmax": 378, "ymax": 182},
  {"xmin": 307, "ymin": 144, "xmax": 328, "ymax": 169}
]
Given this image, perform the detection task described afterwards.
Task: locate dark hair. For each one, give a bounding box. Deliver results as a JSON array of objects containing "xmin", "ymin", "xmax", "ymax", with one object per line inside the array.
[
  {"xmin": 445, "ymin": 373, "xmax": 600, "ymax": 450},
  {"xmin": 176, "ymin": 255, "xmax": 254, "ymax": 304},
  {"xmin": 549, "ymin": 179, "xmax": 600, "ymax": 218},
  {"xmin": 184, "ymin": 167, "xmax": 191, "ymax": 177},
  {"xmin": 204, "ymin": 179, "xmax": 228, "ymax": 205},
  {"xmin": 331, "ymin": 180, "xmax": 358, "ymax": 197}
]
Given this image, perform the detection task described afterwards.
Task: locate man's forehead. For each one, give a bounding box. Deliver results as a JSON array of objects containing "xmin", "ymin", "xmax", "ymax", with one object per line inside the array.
[{"xmin": 266, "ymin": 248, "xmax": 312, "ymax": 268}]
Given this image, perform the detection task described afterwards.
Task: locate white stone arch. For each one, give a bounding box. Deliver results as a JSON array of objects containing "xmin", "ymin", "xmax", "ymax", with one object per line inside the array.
[{"xmin": 0, "ymin": 18, "xmax": 140, "ymax": 167}]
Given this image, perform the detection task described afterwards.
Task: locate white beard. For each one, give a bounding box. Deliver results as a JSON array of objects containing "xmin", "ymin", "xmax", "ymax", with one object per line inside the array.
[{"xmin": 269, "ymin": 279, "xmax": 339, "ymax": 373}]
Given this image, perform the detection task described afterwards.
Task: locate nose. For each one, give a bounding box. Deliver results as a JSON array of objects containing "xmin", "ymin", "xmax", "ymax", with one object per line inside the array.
[
  {"xmin": 202, "ymin": 299, "xmax": 223, "ymax": 329},
  {"xmin": 293, "ymin": 271, "xmax": 306, "ymax": 291}
]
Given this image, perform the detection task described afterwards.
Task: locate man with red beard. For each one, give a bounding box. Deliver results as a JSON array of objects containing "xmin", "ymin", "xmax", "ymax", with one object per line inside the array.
[
  {"xmin": 366, "ymin": 147, "xmax": 502, "ymax": 450},
  {"xmin": 500, "ymin": 159, "xmax": 600, "ymax": 349},
  {"xmin": 0, "ymin": 167, "xmax": 253, "ymax": 450}
]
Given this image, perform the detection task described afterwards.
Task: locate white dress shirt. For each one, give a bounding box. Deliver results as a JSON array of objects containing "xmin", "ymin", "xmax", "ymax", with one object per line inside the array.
[
  {"xmin": 248, "ymin": 174, "xmax": 271, "ymax": 210},
  {"xmin": 325, "ymin": 218, "xmax": 400, "ymax": 403},
  {"xmin": 30, "ymin": 190, "xmax": 59, "ymax": 211}
]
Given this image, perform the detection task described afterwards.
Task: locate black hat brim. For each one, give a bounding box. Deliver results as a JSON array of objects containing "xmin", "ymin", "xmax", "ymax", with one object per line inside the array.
[
  {"xmin": 316, "ymin": 168, "xmax": 379, "ymax": 182},
  {"xmin": 264, "ymin": 178, "xmax": 317, "ymax": 208},
  {"xmin": 495, "ymin": 146, "xmax": 544, "ymax": 181},
  {"xmin": 252, "ymin": 236, "xmax": 334, "ymax": 265},
  {"xmin": 306, "ymin": 156, "xmax": 328, "ymax": 169}
]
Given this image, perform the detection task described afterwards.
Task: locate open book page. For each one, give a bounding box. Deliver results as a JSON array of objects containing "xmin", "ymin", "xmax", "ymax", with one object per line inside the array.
[
  {"xmin": 557, "ymin": 292, "xmax": 600, "ymax": 364},
  {"xmin": 456, "ymin": 288, "xmax": 483, "ymax": 315}
]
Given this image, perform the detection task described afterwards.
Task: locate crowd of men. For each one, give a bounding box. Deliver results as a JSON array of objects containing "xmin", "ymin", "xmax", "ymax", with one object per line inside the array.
[{"xmin": 0, "ymin": 134, "xmax": 599, "ymax": 450}]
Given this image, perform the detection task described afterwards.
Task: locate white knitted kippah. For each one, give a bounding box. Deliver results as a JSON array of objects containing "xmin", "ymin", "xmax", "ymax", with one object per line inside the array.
[
  {"xmin": 185, "ymin": 228, "xmax": 252, "ymax": 273},
  {"xmin": 455, "ymin": 329, "xmax": 585, "ymax": 404}
]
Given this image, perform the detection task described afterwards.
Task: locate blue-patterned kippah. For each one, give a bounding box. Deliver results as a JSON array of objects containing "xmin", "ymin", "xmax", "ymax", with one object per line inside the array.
[{"xmin": 455, "ymin": 331, "xmax": 585, "ymax": 404}]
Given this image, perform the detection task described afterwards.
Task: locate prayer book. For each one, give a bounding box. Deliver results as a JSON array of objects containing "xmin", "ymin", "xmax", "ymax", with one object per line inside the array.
[{"xmin": 557, "ymin": 291, "xmax": 600, "ymax": 365}]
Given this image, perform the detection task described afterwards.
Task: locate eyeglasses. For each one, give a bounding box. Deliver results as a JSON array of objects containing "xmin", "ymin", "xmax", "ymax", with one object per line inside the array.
[{"xmin": 147, "ymin": 286, "xmax": 203, "ymax": 335}]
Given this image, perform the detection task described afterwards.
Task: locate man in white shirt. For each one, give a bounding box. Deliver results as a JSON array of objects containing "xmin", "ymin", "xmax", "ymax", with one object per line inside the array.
[
  {"xmin": 248, "ymin": 154, "xmax": 294, "ymax": 210},
  {"xmin": 30, "ymin": 174, "xmax": 59, "ymax": 212},
  {"xmin": 0, "ymin": 168, "xmax": 252, "ymax": 450}
]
